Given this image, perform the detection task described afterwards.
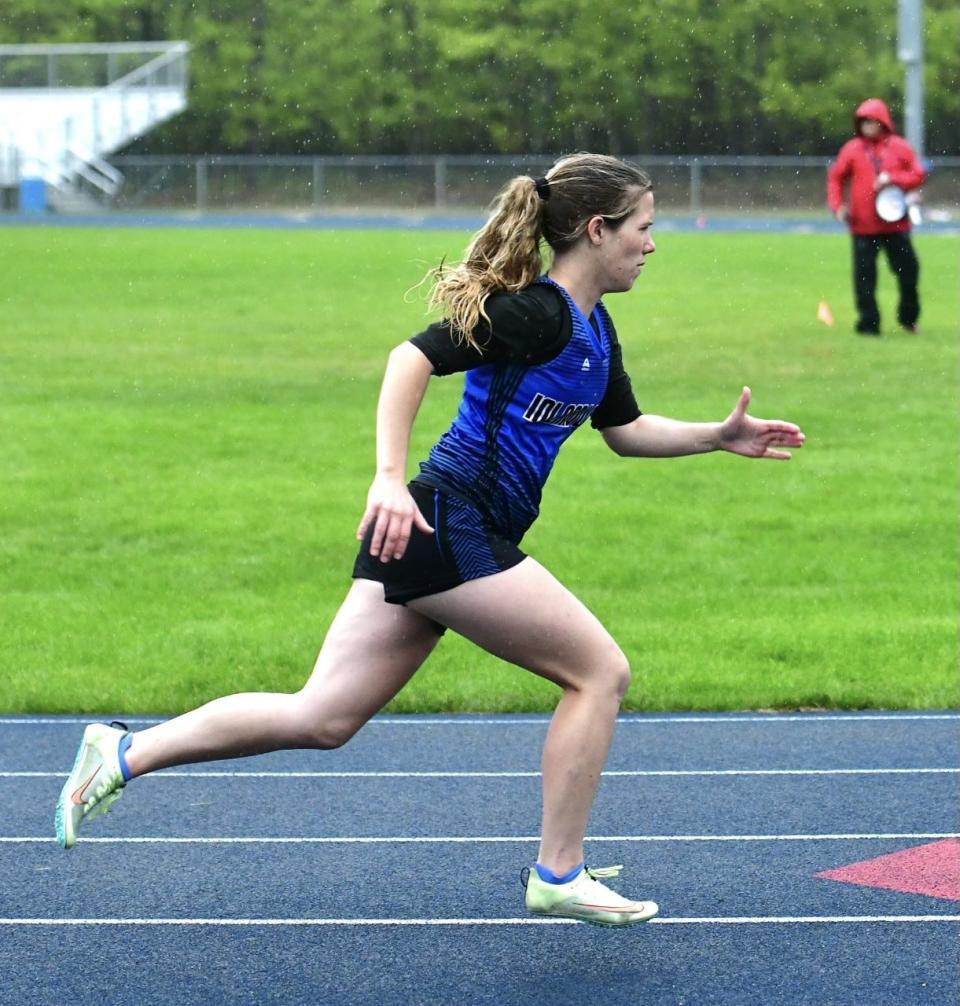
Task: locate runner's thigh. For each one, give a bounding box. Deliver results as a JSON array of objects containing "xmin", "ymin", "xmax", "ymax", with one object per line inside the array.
[
  {"xmin": 300, "ymin": 579, "xmax": 443, "ymax": 728},
  {"xmin": 407, "ymin": 557, "xmax": 627, "ymax": 690}
]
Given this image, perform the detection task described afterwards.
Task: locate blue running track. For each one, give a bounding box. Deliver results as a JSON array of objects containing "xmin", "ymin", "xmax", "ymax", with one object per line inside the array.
[
  {"xmin": 2, "ymin": 210, "xmax": 959, "ymax": 236},
  {"xmin": 1, "ymin": 712, "xmax": 958, "ymax": 1005}
]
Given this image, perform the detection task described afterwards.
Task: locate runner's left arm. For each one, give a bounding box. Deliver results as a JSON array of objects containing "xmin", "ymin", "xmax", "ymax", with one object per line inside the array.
[{"xmin": 600, "ymin": 387, "xmax": 805, "ymax": 460}]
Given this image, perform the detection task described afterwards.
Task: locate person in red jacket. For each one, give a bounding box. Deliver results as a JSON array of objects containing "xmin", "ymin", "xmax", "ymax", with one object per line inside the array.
[{"xmin": 827, "ymin": 98, "xmax": 927, "ymax": 335}]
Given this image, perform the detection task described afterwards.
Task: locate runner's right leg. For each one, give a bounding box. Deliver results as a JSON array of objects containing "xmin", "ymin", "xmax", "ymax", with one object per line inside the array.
[
  {"xmin": 57, "ymin": 580, "xmax": 440, "ymax": 846},
  {"xmin": 125, "ymin": 579, "xmax": 441, "ymax": 774}
]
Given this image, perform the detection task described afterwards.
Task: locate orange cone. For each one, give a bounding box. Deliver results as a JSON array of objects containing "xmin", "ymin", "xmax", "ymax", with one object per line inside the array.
[{"xmin": 817, "ymin": 300, "xmax": 835, "ymax": 327}]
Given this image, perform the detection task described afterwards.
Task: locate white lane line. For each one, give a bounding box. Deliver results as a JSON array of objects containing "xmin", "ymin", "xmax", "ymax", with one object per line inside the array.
[
  {"xmin": 4, "ymin": 832, "xmax": 958, "ymax": 845},
  {"xmin": 2, "ymin": 713, "xmax": 958, "ymax": 726},
  {"xmin": 0, "ymin": 915, "xmax": 957, "ymax": 927},
  {"xmin": 5, "ymin": 768, "xmax": 958, "ymax": 779}
]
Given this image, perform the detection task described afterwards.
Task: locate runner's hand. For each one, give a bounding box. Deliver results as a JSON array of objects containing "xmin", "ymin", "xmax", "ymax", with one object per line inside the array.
[
  {"xmin": 719, "ymin": 387, "xmax": 805, "ymax": 460},
  {"xmin": 357, "ymin": 476, "xmax": 434, "ymax": 562}
]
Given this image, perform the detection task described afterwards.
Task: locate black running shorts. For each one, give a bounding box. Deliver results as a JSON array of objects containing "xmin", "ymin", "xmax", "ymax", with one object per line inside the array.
[{"xmin": 352, "ymin": 481, "xmax": 527, "ymax": 606}]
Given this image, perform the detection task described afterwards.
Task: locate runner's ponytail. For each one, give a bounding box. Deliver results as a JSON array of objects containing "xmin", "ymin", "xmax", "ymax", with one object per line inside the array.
[{"xmin": 426, "ymin": 154, "xmax": 652, "ymax": 350}]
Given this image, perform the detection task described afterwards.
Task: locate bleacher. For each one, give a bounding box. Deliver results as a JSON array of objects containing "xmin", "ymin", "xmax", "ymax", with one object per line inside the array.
[{"xmin": 0, "ymin": 41, "xmax": 189, "ymax": 211}]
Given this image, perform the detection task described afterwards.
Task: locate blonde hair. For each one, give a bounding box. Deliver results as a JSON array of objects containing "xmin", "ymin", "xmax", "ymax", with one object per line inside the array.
[{"xmin": 426, "ymin": 153, "xmax": 653, "ymax": 349}]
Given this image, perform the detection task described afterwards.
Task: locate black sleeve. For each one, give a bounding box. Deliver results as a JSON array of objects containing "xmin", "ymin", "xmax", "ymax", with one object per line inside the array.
[
  {"xmin": 408, "ymin": 284, "xmax": 571, "ymax": 376},
  {"xmin": 590, "ymin": 318, "xmax": 642, "ymax": 430}
]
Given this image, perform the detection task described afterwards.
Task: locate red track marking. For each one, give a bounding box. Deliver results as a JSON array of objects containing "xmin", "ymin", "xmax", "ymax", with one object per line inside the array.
[{"xmin": 816, "ymin": 839, "xmax": 960, "ymax": 902}]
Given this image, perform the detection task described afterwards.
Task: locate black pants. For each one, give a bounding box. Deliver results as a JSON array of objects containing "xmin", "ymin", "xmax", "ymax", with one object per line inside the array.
[{"xmin": 852, "ymin": 233, "xmax": 920, "ymax": 333}]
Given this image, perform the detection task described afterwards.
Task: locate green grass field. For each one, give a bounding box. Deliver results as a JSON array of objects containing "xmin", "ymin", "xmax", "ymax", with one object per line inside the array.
[{"xmin": 2, "ymin": 224, "xmax": 957, "ymax": 714}]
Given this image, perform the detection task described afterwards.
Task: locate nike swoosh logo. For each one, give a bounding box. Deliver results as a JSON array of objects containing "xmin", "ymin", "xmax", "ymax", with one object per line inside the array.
[
  {"xmin": 573, "ymin": 903, "xmax": 647, "ymax": 912},
  {"xmin": 71, "ymin": 768, "xmax": 100, "ymax": 806}
]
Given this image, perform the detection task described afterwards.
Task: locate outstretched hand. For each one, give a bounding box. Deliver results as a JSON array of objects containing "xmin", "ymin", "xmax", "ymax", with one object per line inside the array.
[
  {"xmin": 719, "ymin": 387, "xmax": 805, "ymax": 460},
  {"xmin": 356, "ymin": 475, "xmax": 434, "ymax": 562}
]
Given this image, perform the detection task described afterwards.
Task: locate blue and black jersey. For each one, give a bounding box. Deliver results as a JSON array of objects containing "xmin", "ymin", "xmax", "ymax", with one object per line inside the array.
[{"xmin": 410, "ymin": 278, "xmax": 641, "ymax": 542}]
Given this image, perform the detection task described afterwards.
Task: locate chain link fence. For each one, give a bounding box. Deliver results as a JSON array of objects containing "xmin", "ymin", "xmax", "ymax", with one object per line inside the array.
[{"xmin": 102, "ymin": 154, "xmax": 960, "ymax": 219}]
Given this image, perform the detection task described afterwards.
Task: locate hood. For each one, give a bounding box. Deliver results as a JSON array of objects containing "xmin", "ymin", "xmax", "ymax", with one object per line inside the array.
[{"xmin": 855, "ymin": 98, "xmax": 894, "ymax": 133}]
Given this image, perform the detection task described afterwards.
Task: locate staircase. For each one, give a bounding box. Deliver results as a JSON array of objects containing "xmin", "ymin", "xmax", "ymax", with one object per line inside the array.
[{"xmin": 0, "ymin": 41, "xmax": 190, "ymax": 209}]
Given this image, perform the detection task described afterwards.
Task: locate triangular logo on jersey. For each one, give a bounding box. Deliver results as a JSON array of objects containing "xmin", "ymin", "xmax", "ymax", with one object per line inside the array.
[{"xmin": 581, "ymin": 358, "xmax": 591, "ymax": 372}]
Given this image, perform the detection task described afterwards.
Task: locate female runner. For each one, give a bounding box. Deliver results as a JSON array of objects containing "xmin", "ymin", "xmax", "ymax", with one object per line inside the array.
[{"xmin": 57, "ymin": 153, "xmax": 804, "ymax": 926}]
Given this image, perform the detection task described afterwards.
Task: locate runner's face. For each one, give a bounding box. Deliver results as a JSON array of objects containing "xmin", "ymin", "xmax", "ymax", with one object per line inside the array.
[
  {"xmin": 859, "ymin": 118, "xmax": 883, "ymax": 138},
  {"xmin": 595, "ymin": 190, "xmax": 656, "ymax": 293}
]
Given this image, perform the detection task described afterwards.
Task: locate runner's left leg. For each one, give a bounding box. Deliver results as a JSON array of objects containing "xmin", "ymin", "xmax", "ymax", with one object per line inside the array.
[{"xmin": 409, "ymin": 557, "xmax": 630, "ymax": 876}]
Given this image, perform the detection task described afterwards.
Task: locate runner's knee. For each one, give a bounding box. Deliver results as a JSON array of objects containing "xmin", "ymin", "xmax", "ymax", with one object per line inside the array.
[
  {"xmin": 567, "ymin": 646, "xmax": 631, "ymax": 703},
  {"xmin": 311, "ymin": 718, "xmax": 360, "ymax": 749},
  {"xmin": 290, "ymin": 694, "xmax": 363, "ymax": 750},
  {"xmin": 606, "ymin": 650, "xmax": 632, "ymax": 703}
]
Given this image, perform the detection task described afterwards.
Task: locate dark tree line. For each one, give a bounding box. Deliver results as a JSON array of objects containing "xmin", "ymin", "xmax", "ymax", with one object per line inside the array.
[{"xmin": 2, "ymin": 0, "xmax": 957, "ymax": 155}]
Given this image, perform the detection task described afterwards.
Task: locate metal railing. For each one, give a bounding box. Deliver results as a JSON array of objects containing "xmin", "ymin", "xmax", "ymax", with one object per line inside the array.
[
  {"xmin": 64, "ymin": 147, "xmax": 124, "ymax": 196},
  {"xmin": 0, "ymin": 42, "xmax": 189, "ymax": 89},
  {"xmin": 104, "ymin": 153, "xmax": 960, "ymax": 217}
]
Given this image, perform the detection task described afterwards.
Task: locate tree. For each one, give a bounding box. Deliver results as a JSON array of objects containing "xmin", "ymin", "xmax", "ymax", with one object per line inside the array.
[{"xmin": 1, "ymin": 0, "xmax": 955, "ymax": 155}]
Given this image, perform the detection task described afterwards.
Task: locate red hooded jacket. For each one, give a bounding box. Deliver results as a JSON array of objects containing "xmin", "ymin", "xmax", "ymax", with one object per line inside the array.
[{"xmin": 827, "ymin": 98, "xmax": 927, "ymax": 235}]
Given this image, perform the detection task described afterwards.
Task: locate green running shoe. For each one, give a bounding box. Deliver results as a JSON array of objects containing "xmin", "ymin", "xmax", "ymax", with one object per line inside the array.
[
  {"xmin": 55, "ymin": 721, "xmax": 129, "ymax": 849},
  {"xmin": 523, "ymin": 864, "xmax": 659, "ymax": 926}
]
